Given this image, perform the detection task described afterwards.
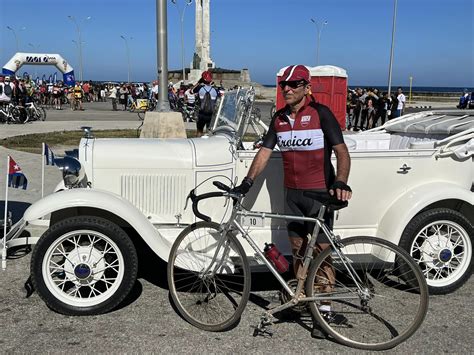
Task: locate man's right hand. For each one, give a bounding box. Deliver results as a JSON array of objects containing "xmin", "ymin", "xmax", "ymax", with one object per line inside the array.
[{"xmin": 231, "ymin": 177, "xmax": 253, "ymax": 196}]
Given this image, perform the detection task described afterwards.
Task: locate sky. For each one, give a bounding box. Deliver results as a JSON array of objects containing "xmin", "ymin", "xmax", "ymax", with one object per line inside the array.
[{"xmin": 0, "ymin": 0, "xmax": 473, "ymax": 87}]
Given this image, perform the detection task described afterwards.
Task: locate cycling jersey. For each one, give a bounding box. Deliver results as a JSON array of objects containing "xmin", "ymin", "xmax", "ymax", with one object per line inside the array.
[
  {"xmin": 262, "ymin": 96, "xmax": 344, "ymax": 190},
  {"xmin": 74, "ymin": 86, "xmax": 83, "ymax": 99}
]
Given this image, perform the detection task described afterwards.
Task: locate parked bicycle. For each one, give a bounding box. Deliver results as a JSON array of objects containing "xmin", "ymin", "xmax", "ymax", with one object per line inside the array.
[
  {"xmin": 167, "ymin": 181, "xmax": 429, "ymax": 350},
  {"xmin": 0, "ymin": 102, "xmax": 28, "ymax": 124},
  {"xmin": 25, "ymin": 101, "xmax": 47, "ymax": 122}
]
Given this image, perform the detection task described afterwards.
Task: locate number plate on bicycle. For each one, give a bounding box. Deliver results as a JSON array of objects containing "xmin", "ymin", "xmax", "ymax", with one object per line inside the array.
[{"xmin": 240, "ymin": 215, "xmax": 264, "ymax": 227}]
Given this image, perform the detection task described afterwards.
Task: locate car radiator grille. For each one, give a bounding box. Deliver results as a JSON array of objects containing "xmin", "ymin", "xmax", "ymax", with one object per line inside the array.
[{"xmin": 120, "ymin": 174, "xmax": 187, "ymax": 216}]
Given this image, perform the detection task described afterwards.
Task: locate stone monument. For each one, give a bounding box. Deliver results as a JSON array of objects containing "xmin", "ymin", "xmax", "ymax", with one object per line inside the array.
[{"xmin": 189, "ymin": 0, "xmax": 215, "ymax": 82}]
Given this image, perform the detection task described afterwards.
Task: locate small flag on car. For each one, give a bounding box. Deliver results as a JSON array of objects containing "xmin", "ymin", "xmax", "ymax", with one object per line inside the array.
[
  {"xmin": 8, "ymin": 156, "xmax": 28, "ymax": 190},
  {"xmin": 44, "ymin": 143, "xmax": 56, "ymax": 166}
]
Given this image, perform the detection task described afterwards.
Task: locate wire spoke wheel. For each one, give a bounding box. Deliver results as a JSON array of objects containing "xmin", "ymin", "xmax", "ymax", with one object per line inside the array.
[
  {"xmin": 31, "ymin": 216, "xmax": 137, "ymax": 315},
  {"xmin": 306, "ymin": 237, "xmax": 428, "ymax": 350},
  {"xmin": 168, "ymin": 222, "xmax": 251, "ymax": 331},
  {"xmin": 42, "ymin": 230, "xmax": 125, "ymax": 306},
  {"xmin": 401, "ymin": 208, "xmax": 473, "ymax": 294}
]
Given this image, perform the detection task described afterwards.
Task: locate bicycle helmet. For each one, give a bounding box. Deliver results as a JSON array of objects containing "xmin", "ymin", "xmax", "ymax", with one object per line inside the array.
[{"xmin": 201, "ymin": 70, "xmax": 212, "ymax": 83}]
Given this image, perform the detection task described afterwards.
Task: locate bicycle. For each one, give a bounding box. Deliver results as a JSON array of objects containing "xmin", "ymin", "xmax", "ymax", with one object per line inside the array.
[
  {"xmin": 167, "ymin": 181, "xmax": 429, "ymax": 350},
  {"xmin": 0, "ymin": 102, "xmax": 28, "ymax": 124},
  {"xmin": 25, "ymin": 101, "xmax": 47, "ymax": 121}
]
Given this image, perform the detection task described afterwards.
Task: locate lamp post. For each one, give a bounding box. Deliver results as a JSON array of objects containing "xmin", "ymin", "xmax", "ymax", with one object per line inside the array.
[
  {"xmin": 310, "ymin": 18, "xmax": 328, "ymax": 66},
  {"xmin": 120, "ymin": 35, "xmax": 132, "ymax": 83},
  {"xmin": 387, "ymin": 0, "xmax": 398, "ymax": 96},
  {"xmin": 6, "ymin": 26, "xmax": 26, "ymax": 52},
  {"xmin": 171, "ymin": 0, "xmax": 193, "ymax": 82},
  {"xmin": 68, "ymin": 15, "xmax": 91, "ymax": 82},
  {"xmin": 28, "ymin": 43, "xmax": 41, "ymax": 78}
]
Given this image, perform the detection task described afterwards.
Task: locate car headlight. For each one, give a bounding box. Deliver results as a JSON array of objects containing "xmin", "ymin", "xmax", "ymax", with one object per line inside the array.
[{"xmin": 54, "ymin": 156, "xmax": 86, "ymax": 188}]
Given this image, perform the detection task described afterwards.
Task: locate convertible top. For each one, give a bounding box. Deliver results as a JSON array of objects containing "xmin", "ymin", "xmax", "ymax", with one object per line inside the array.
[{"xmin": 383, "ymin": 110, "xmax": 474, "ymax": 135}]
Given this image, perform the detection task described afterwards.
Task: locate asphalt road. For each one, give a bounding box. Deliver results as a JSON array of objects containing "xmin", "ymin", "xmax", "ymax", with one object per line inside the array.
[
  {"xmin": 0, "ymin": 252, "xmax": 472, "ymax": 353},
  {"xmin": 0, "ymin": 100, "xmax": 472, "ymax": 353}
]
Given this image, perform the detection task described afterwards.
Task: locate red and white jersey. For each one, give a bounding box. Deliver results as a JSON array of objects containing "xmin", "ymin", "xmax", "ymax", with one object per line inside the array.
[{"xmin": 262, "ymin": 96, "xmax": 344, "ymax": 190}]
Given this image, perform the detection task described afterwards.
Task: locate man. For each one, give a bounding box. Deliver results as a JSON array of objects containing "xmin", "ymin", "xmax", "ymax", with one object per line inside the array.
[
  {"xmin": 231, "ymin": 65, "xmax": 352, "ymax": 339},
  {"xmin": 394, "ymin": 87, "xmax": 406, "ymax": 118},
  {"xmin": 193, "ymin": 71, "xmax": 220, "ymax": 136},
  {"xmin": 0, "ymin": 76, "xmax": 14, "ymax": 103},
  {"xmin": 73, "ymin": 82, "xmax": 84, "ymax": 110},
  {"xmin": 108, "ymin": 85, "xmax": 118, "ymax": 111}
]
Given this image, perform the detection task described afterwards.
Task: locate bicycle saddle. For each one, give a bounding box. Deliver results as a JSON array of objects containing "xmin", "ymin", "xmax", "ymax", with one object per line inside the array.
[{"xmin": 303, "ymin": 191, "xmax": 348, "ymax": 211}]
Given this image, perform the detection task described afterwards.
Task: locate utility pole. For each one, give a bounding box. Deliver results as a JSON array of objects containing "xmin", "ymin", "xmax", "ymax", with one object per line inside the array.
[
  {"xmin": 157, "ymin": 0, "xmax": 170, "ymax": 111},
  {"xmin": 387, "ymin": 0, "xmax": 398, "ymax": 96}
]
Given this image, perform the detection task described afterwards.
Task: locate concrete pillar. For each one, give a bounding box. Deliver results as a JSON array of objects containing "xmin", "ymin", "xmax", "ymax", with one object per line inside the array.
[
  {"xmin": 202, "ymin": 0, "xmax": 210, "ymax": 68},
  {"xmin": 140, "ymin": 111, "xmax": 187, "ymax": 138},
  {"xmin": 195, "ymin": 0, "xmax": 203, "ymax": 61}
]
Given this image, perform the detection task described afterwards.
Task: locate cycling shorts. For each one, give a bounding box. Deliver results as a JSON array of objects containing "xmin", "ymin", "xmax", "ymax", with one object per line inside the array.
[{"xmin": 285, "ymin": 188, "xmax": 334, "ymax": 244}]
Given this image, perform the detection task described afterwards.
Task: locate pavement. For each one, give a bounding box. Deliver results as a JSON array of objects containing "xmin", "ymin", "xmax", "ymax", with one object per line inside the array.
[{"xmin": 0, "ymin": 100, "xmax": 472, "ymax": 353}]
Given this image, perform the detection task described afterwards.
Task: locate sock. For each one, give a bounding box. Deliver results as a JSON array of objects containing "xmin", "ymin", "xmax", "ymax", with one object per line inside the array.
[{"xmin": 319, "ymin": 304, "xmax": 331, "ymax": 313}]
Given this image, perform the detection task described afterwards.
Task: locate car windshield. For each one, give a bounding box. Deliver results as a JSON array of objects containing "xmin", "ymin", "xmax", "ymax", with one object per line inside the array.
[{"xmin": 211, "ymin": 87, "xmax": 255, "ymax": 140}]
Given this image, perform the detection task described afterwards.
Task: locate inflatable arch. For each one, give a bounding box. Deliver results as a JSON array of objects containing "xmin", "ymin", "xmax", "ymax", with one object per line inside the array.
[{"xmin": 2, "ymin": 52, "xmax": 75, "ymax": 86}]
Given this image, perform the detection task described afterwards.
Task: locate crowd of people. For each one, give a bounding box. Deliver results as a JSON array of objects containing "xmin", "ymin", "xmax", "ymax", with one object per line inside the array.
[{"xmin": 346, "ymin": 87, "xmax": 406, "ymax": 131}]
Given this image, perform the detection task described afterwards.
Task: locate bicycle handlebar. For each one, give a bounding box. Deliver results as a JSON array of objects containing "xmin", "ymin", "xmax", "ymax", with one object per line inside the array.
[{"xmin": 187, "ymin": 181, "xmax": 238, "ymax": 222}]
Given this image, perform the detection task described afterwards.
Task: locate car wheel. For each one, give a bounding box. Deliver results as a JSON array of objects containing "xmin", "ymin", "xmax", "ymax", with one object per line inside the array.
[
  {"xmin": 400, "ymin": 208, "xmax": 473, "ymax": 294},
  {"xmin": 31, "ymin": 216, "xmax": 138, "ymax": 315}
]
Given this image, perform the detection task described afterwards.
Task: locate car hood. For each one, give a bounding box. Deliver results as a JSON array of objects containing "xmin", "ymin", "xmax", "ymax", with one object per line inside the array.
[{"xmin": 80, "ymin": 135, "xmax": 233, "ymax": 171}]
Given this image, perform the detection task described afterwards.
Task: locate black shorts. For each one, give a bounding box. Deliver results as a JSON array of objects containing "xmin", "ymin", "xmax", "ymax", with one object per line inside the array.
[
  {"xmin": 196, "ymin": 113, "xmax": 212, "ymax": 131},
  {"xmin": 285, "ymin": 188, "xmax": 334, "ymax": 243}
]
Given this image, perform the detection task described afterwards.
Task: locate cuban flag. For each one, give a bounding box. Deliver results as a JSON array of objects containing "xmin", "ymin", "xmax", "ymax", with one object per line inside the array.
[
  {"xmin": 8, "ymin": 156, "xmax": 28, "ymax": 190},
  {"xmin": 48, "ymin": 74, "xmax": 52, "ymax": 84},
  {"xmin": 42, "ymin": 74, "xmax": 46, "ymax": 83},
  {"xmin": 35, "ymin": 77, "xmax": 40, "ymax": 86},
  {"xmin": 44, "ymin": 143, "xmax": 55, "ymax": 166},
  {"xmin": 53, "ymin": 72, "xmax": 57, "ymax": 84}
]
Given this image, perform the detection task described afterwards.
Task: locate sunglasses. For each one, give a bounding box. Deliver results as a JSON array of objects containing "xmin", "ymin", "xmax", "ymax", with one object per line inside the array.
[{"xmin": 278, "ymin": 80, "xmax": 307, "ymax": 89}]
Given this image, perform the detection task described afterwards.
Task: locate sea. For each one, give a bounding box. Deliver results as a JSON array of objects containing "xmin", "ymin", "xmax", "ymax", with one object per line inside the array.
[{"xmin": 263, "ymin": 85, "xmax": 473, "ymax": 94}]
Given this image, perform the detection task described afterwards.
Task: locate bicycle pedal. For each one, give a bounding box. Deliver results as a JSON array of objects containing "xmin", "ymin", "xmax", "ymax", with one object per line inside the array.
[{"xmin": 252, "ymin": 324, "xmax": 273, "ymax": 337}]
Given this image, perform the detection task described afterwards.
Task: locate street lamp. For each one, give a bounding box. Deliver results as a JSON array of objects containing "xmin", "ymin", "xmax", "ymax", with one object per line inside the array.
[
  {"xmin": 6, "ymin": 26, "xmax": 26, "ymax": 52},
  {"xmin": 387, "ymin": 0, "xmax": 398, "ymax": 96},
  {"xmin": 310, "ymin": 18, "xmax": 328, "ymax": 66},
  {"xmin": 120, "ymin": 35, "xmax": 133, "ymax": 83},
  {"xmin": 171, "ymin": 0, "xmax": 193, "ymax": 82},
  {"xmin": 68, "ymin": 15, "xmax": 91, "ymax": 82}
]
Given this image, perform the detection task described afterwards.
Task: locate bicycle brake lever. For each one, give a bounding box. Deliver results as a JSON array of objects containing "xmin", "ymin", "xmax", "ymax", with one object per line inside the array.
[{"xmin": 183, "ymin": 189, "xmax": 195, "ymax": 211}]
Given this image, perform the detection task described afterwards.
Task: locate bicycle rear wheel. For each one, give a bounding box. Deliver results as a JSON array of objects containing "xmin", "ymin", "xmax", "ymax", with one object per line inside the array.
[
  {"xmin": 167, "ymin": 222, "xmax": 251, "ymax": 332},
  {"xmin": 37, "ymin": 106, "xmax": 47, "ymax": 121},
  {"xmin": 306, "ymin": 236, "xmax": 428, "ymax": 350}
]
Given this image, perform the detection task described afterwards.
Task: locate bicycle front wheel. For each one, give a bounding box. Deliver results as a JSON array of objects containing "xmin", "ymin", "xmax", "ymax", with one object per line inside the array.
[
  {"xmin": 167, "ymin": 222, "xmax": 251, "ymax": 332},
  {"xmin": 306, "ymin": 236, "xmax": 428, "ymax": 350}
]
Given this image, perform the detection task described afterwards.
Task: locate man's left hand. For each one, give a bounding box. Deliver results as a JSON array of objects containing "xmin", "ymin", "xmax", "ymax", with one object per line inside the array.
[{"xmin": 329, "ymin": 181, "xmax": 352, "ymax": 201}]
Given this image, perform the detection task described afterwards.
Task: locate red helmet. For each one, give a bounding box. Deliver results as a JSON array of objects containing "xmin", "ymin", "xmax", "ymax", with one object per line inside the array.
[{"xmin": 201, "ymin": 70, "xmax": 212, "ymax": 83}]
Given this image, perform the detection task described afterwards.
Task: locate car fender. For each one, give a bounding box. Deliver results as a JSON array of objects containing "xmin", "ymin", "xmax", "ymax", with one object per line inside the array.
[
  {"xmin": 23, "ymin": 189, "xmax": 172, "ymax": 261},
  {"xmin": 376, "ymin": 182, "xmax": 474, "ymax": 244}
]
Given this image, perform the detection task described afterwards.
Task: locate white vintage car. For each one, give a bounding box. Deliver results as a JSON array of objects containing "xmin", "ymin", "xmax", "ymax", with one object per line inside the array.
[{"xmin": 5, "ymin": 88, "xmax": 473, "ymax": 315}]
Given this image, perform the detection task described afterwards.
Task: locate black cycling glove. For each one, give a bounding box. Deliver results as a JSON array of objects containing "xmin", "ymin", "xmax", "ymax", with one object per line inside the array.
[
  {"xmin": 231, "ymin": 177, "xmax": 254, "ymax": 196},
  {"xmin": 329, "ymin": 181, "xmax": 352, "ymax": 192}
]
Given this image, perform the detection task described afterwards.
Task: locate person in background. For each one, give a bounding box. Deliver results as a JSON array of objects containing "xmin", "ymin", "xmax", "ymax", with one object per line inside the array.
[
  {"xmin": 108, "ymin": 85, "xmax": 118, "ymax": 111},
  {"xmin": 119, "ymin": 84, "xmax": 129, "ymax": 111},
  {"xmin": 394, "ymin": 87, "xmax": 406, "ymax": 118},
  {"xmin": 73, "ymin": 82, "xmax": 84, "ymax": 110},
  {"xmin": 389, "ymin": 93, "xmax": 398, "ymax": 120},
  {"xmin": 52, "ymin": 82, "xmax": 62, "ymax": 110},
  {"xmin": 151, "ymin": 80, "xmax": 159, "ymax": 100},
  {"xmin": 192, "ymin": 70, "xmax": 220, "ymax": 136}
]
